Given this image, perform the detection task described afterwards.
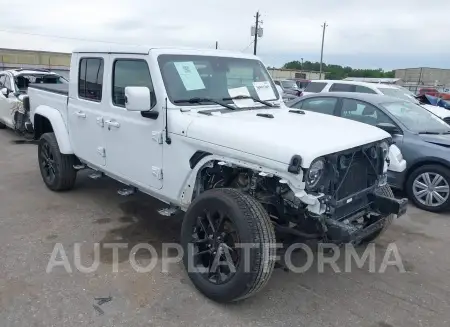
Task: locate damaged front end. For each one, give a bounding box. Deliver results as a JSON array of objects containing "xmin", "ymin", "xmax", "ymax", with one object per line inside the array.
[
  {"xmin": 290, "ymin": 139, "xmax": 407, "ymax": 244},
  {"xmin": 194, "ymin": 139, "xmax": 407, "ymax": 245},
  {"xmin": 11, "ymin": 95, "xmax": 34, "ymax": 138}
]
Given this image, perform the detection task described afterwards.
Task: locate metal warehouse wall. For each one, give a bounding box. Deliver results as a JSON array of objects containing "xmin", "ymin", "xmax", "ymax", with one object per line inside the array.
[
  {"xmin": 268, "ymin": 68, "xmax": 321, "ymax": 80},
  {"xmin": 0, "ymin": 48, "xmax": 70, "ymax": 73},
  {"xmin": 395, "ymin": 67, "xmax": 450, "ymax": 88}
]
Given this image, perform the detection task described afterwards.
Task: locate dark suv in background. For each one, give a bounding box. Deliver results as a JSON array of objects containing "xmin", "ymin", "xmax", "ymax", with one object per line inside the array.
[{"xmin": 287, "ymin": 92, "xmax": 450, "ymax": 213}]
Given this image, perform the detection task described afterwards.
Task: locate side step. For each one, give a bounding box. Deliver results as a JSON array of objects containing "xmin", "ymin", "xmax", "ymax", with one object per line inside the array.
[
  {"xmin": 88, "ymin": 171, "xmax": 104, "ymax": 179},
  {"xmin": 117, "ymin": 187, "xmax": 137, "ymax": 196},
  {"xmin": 157, "ymin": 206, "xmax": 181, "ymax": 217},
  {"xmin": 73, "ymin": 164, "xmax": 86, "ymax": 170}
]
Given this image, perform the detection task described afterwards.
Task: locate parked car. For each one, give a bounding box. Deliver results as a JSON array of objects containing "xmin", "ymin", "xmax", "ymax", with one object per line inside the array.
[
  {"xmin": 302, "ymin": 80, "xmax": 450, "ymax": 122},
  {"xmin": 27, "ymin": 45, "xmax": 406, "ymax": 302},
  {"xmin": 0, "ymin": 69, "xmax": 68, "ymax": 136},
  {"xmin": 288, "ymin": 92, "xmax": 450, "ymax": 212},
  {"xmin": 273, "ymin": 79, "xmax": 302, "ymax": 97},
  {"xmin": 418, "ymin": 87, "xmax": 450, "ymax": 101}
]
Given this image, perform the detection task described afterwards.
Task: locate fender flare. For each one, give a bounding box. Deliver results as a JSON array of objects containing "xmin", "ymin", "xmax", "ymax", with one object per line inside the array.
[{"xmin": 33, "ymin": 105, "xmax": 73, "ymax": 154}]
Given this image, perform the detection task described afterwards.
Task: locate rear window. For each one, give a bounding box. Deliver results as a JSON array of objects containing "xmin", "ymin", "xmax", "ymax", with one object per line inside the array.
[{"xmin": 304, "ymin": 82, "xmax": 327, "ymax": 93}]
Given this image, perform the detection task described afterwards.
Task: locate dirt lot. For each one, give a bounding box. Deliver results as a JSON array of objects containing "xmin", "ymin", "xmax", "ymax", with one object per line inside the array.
[{"xmin": 1, "ymin": 129, "xmax": 450, "ymax": 327}]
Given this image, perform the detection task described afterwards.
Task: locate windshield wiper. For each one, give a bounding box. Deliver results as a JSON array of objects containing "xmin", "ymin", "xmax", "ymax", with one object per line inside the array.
[
  {"xmin": 173, "ymin": 97, "xmax": 236, "ymax": 110},
  {"xmin": 222, "ymin": 95, "xmax": 276, "ymax": 107},
  {"xmin": 418, "ymin": 131, "xmax": 449, "ymax": 135}
]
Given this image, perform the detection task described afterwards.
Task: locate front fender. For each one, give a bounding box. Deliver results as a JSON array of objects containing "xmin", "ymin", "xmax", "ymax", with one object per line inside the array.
[{"xmin": 33, "ymin": 105, "xmax": 73, "ymax": 154}]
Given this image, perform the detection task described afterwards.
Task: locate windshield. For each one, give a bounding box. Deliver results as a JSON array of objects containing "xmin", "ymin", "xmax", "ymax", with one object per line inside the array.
[
  {"xmin": 381, "ymin": 101, "xmax": 450, "ymax": 133},
  {"xmin": 281, "ymin": 80, "xmax": 298, "ymax": 89},
  {"xmin": 158, "ymin": 55, "xmax": 279, "ymax": 106}
]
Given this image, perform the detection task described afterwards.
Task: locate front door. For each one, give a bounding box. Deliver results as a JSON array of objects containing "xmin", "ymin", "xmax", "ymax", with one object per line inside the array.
[
  {"xmin": 67, "ymin": 56, "xmax": 108, "ymax": 168},
  {"xmin": 102, "ymin": 55, "xmax": 163, "ymax": 190}
]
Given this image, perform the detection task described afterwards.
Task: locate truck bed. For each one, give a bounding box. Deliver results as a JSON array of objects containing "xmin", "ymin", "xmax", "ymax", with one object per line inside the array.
[
  {"xmin": 28, "ymin": 83, "xmax": 69, "ymax": 96},
  {"xmin": 28, "ymin": 84, "xmax": 69, "ymax": 127}
]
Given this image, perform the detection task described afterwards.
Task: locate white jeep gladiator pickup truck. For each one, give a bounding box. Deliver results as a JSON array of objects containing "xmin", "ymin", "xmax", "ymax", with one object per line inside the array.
[{"xmin": 28, "ymin": 45, "xmax": 407, "ymax": 303}]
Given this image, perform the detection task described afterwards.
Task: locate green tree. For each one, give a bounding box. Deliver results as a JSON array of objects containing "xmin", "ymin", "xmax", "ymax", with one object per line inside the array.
[{"xmin": 282, "ymin": 60, "xmax": 394, "ymax": 80}]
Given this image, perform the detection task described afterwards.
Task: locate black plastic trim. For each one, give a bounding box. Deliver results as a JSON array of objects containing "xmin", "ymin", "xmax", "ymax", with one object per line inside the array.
[
  {"xmin": 288, "ymin": 155, "xmax": 302, "ymax": 174},
  {"xmin": 256, "ymin": 113, "xmax": 274, "ymax": 118},
  {"xmin": 189, "ymin": 151, "xmax": 212, "ymax": 169},
  {"xmin": 141, "ymin": 111, "xmax": 159, "ymax": 119}
]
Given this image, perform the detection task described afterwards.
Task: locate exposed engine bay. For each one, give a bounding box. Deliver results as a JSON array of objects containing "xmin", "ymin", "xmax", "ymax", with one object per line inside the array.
[{"xmin": 195, "ymin": 141, "xmax": 407, "ymax": 244}]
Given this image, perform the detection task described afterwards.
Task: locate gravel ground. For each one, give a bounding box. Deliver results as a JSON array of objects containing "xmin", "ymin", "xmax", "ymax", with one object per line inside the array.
[{"xmin": 1, "ymin": 129, "xmax": 450, "ymax": 327}]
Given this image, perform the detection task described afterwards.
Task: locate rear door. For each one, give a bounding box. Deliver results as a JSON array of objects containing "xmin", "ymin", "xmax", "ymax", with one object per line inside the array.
[{"xmin": 67, "ymin": 55, "xmax": 108, "ymax": 167}]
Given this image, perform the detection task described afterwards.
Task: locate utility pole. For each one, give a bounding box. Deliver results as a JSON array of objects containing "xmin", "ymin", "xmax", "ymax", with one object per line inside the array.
[
  {"xmin": 319, "ymin": 21, "xmax": 328, "ymax": 80},
  {"xmin": 301, "ymin": 58, "xmax": 304, "ymax": 71},
  {"xmin": 215, "ymin": 41, "xmax": 218, "ymax": 49},
  {"xmin": 251, "ymin": 11, "xmax": 263, "ymax": 55}
]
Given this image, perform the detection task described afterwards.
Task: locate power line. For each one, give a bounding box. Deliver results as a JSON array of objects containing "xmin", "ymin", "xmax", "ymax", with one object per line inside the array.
[
  {"xmin": 241, "ymin": 40, "xmax": 254, "ymax": 52},
  {"xmin": 0, "ymin": 28, "xmax": 136, "ymax": 45}
]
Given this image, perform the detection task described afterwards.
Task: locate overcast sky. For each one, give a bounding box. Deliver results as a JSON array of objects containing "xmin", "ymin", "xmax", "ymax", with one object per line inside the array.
[{"xmin": 0, "ymin": 0, "xmax": 448, "ymax": 70}]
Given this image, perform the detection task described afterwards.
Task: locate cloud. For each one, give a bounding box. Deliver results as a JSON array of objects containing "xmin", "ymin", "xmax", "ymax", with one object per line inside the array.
[{"xmin": 0, "ymin": 0, "xmax": 449, "ymax": 69}]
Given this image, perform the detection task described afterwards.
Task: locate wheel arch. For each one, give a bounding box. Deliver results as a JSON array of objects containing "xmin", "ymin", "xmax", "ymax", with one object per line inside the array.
[
  {"xmin": 404, "ymin": 157, "xmax": 450, "ymax": 188},
  {"xmin": 33, "ymin": 105, "xmax": 73, "ymax": 154}
]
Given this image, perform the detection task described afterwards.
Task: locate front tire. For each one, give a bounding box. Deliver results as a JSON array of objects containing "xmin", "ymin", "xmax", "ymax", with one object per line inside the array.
[
  {"xmin": 406, "ymin": 164, "xmax": 450, "ymax": 212},
  {"xmin": 38, "ymin": 133, "xmax": 77, "ymax": 191},
  {"xmin": 0, "ymin": 121, "xmax": 6, "ymax": 129},
  {"xmin": 181, "ymin": 188, "xmax": 276, "ymax": 302}
]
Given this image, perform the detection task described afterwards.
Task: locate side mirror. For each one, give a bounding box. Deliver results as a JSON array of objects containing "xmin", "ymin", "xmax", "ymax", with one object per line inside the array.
[
  {"xmin": 124, "ymin": 86, "xmax": 153, "ymax": 111},
  {"xmin": 1, "ymin": 87, "xmax": 9, "ymax": 96},
  {"xmin": 376, "ymin": 122, "xmax": 400, "ymax": 134}
]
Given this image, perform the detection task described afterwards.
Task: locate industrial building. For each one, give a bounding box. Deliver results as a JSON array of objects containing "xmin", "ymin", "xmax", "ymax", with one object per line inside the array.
[
  {"xmin": 394, "ymin": 67, "xmax": 450, "ymax": 92},
  {"xmin": 0, "ymin": 48, "xmax": 70, "ymax": 78},
  {"xmin": 267, "ymin": 68, "xmax": 321, "ymax": 81}
]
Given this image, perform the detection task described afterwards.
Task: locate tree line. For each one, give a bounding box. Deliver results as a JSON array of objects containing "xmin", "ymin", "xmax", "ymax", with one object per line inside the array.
[{"xmin": 280, "ymin": 60, "xmax": 395, "ymax": 80}]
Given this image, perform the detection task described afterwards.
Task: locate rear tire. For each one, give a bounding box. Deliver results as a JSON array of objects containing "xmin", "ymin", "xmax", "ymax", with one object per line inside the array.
[
  {"xmin": 362, "ymin": 185, "xmax": 395, "ymax": 243},
  {"xmin": 38, "ymin": 133, "xmax": 77, "ymax": 191},
  {"xmin": 406, "ymin": 164, "xmax": 450, "ymax": 212},
  {"xmin": 181, "ymin": 188, "xmax": 276, "ymax": 302}
]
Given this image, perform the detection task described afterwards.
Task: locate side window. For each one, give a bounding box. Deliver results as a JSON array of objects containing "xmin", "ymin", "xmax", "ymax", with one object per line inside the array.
[
  {"xmin": 4, "ymin": 75, "xmax": 12, "ymax": 90},
  {"xmin": 0, "ymin": 75, "xmax": 5, "ymax": 87},
  {"xmin": 355, "ymin": 85, "xmax": 377, "ymax": 94},
  {"xmin": 329, "ymin": 83, "xmax": 355, "ymax": 92},
  {"xmin": 341, "ymin": 99, "xmax": 394, "ymax": 126},
  {"xmin": 299, "ymin": 97, "xmax": 337, "ymax": 115},
  {"xmin": 304, "ymin": 82, "xmax": 327, "ymax": 93},
  {"xmin": 78, "ymin": 58, "xmax": 104, "ymax": 101},
  {"xmin": 112, "ymin": 59, "xmax": 155, "ymax": 107}
]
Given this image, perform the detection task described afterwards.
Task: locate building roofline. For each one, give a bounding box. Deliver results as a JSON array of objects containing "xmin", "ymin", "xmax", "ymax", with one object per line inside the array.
[
  {"xmin": 0, "ymin": 47, "xmax": 71, "ymax": 56},
  {"xmin": 395, "ymin": 67, "xmax": 450, "ymax": 71}
]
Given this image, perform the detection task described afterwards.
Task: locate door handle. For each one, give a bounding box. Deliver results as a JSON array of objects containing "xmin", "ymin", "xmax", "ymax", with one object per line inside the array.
[
  {"xmin": 75, "ymin": 111, "xmax": 86, "ymax": 118},
  {"xmin": 105, "ymin": 120, "xmax": 120, "ymax": 128}
]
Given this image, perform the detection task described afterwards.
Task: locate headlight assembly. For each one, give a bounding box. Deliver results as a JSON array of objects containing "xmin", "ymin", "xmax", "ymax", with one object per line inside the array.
[{"xmin": 306, "ymin": 158, "xmax": 326, "ymax": 189}]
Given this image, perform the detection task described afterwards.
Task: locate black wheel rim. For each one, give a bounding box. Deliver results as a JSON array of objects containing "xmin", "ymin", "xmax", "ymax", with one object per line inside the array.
[
  {"xmin": 191, "ymin": 209, "xmax": 240, "ymax": 285},
  {"xmin": 40, "ymin": 142, "xmax": 56, "ymax": 184}
]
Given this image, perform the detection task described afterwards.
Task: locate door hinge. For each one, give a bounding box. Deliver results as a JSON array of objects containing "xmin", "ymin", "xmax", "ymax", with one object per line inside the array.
[
  {"xmin": 152, "ymin": 167, "xmax": 163, "ymax": 180},
  {"xmin": 97, "ymin": 147, "xmax": 106, "ymax": 157},
  {"xmin": 152, "ymin": 131, "xmax": 163, "ymax": 144}
]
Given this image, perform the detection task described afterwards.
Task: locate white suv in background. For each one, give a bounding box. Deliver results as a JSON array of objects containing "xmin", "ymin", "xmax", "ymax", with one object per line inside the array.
[{"xmin": 302, "ymin": 80, "xmax": 450, "ymax": 122}]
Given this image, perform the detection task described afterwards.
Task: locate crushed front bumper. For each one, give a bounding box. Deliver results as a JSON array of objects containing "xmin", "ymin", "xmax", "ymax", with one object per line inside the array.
[{"xmin": 325, "ymin": 193, "xmax": 408, "ymax": 243}]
